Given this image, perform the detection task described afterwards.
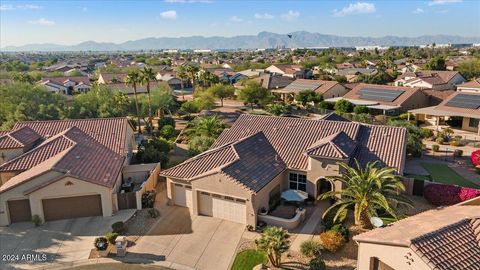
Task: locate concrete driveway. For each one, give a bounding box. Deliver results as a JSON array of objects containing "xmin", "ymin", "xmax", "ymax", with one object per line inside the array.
[
  {"xmin": 0, "ymin": 210, "xmax": 135, "ymax": 270},
  {"xmin": 128, "ymin": 194, "xmax": 245, "ymax": 270}
]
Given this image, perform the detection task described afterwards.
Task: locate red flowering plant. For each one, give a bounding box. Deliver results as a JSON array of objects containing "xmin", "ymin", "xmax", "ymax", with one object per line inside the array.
[
  {"xmin": 472, "ymin": 150, "xmax": 480, "ymax": 174},
  {"xmin": 423, "ymin": 183, "xmax": 480, "ymax": 206}
]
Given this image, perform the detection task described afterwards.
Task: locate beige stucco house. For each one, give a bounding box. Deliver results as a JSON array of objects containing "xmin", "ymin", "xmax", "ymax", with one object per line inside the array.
[
  {"xmin": 353, "ymin": 197, "xmax": 480, "ymax": 270},
  {"xmin": 161, "ymin": 114, "xmax": 407, "ymax": 227},
  {"xmin": 0, "ymin": 118, "xmax": 136, "ymax": 226},
  {"xmin": 272, "ymin": 79, "xmax": 349, "ymax": 102}
]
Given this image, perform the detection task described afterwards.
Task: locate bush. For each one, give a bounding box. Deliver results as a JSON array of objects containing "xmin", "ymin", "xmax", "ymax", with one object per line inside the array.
[
  {"xmin": 432, "ymin": 144, "xmax": 440, "ymax": 152},
  {"xmin": 158, "ymin": 116, "xmax": 175, "ymax": 130},
  {"xmin": 331, "ymin": 224, "xmax": 350, "ymax": 242},
  {"xmin": 471, "ymin": 150, "xmax": 480, "ymax": 166},
  {"xmin": 435, "ymin": 137, "xmax": 445, "ymax": 144},
  {"xmin": 160, "ymin": 125, "xmax": 176, "ymax": 139},
  {"xmin": 322, "ymin": 205, "xmax": 347, "ymax": 229},
  {"xmin": 300, "ymin": 239, "xmax": 323, "ymax": 258},
  {"xmin": 420, "ymin": 128, "xmax": 434, "ymax": 139},
  {"xmin": 449, "ymin": 140, "xmax": 460, "ymax": 147},
  {"xmin": 94, "ymin": 237, "xmax": 109, "ymax": 251},
  {"xmin": 334, "ymin": 99, "xmax": 354, "ymax": 113},
  {"xmin": 105, "ymin": 232, "xmax": 119, "ymax": 244},
  {"xmin": 111, "ymin": 221, "xmax": 125, "ymax": 234},
  {"xmin": 353, "ymin": 105, "xmax": 369, "ymax": 114},
  {"xmin": 32, "ymin": 215, "xmax": 42, "ymax": 226},
  {"xmin": 423, "ymin": 184, "xmax": 480, "ymax": 206},
  {"xmin": 399, "ymin": 113, "xmax": 414, "ymax": 120},
  {"xmin": 319, "ymin": 230, "xmax": 346, "ymax": 253},
  {"xmin": 453, "ymin": 149, "xmax": 463, "ymax": 157},
  {"xmin": 188, "ymin": 135, "xmax": 215, "ymax": 156},
  {"xmin": 309, "ymin": 257, "xmax": 327, "ymax": 270}
]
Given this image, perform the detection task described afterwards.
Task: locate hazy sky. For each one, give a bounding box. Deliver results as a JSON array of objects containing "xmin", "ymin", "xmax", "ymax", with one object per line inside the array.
[{"xmin": 1, "ymin": 0, "xmax": 479, "ymax": 47}]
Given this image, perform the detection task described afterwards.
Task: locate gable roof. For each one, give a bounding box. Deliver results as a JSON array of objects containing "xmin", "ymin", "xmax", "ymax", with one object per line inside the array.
[
  {"xmin": 457, "ymin": 79, "xmax": 480, "ymax": 89},
  {"xmin": 40, "ymin": 76, "xmax": 91, "ymax": 86},
  {"xmin": 343, "ymin": 83, "xmax": 422, "ymax": 106},
  {"xmin": 0, "ymin": 126, "xmax": 41, "ymax": 149},
  {"xmin": 161, "ymin": 132, "xmax": 286, "ymax": 193},
  {"xmin": 211, "ymin": 114, "xmax": 406, "ymax": 172},
  {"xmin": 411, "ymin": 218, "xmax": 480, "ymax": 270},
  {"xmin": 305, "ymin": 131, "xmax": 357, "ymax": 159},
  {"xmin": 281, "ymin": 79, "xmax": 339, "ymax": 94},
  {"xmin": 398, "ymin": 71, "xmax": 462, "ymax": 84},
  {"xmin": 0, "ymin": 127, "xmax": 125, "ymax": 193},
  {"xmin": 435, "ymin": 91, "xmax": 480, "ymax": 117},
  {"xmin": 13, "ymin": 117, "xmax": 131, "ymax": 155},
  {"xmin": 318, "ymin": 112, "xmax": 350, "ymax": 122}
]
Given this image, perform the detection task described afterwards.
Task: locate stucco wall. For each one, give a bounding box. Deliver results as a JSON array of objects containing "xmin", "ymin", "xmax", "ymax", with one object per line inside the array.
[
  {"xmin": 401, "ymin": 90, "xmax": 430, "ymax": 113},
  {"xmin": 462, "ymin": 117, "xmax": 479, "ymax": 133},
  {"xmin": 357, "ymin": 242, "xmax": 430, "ymax": 270},
  {"xmin": 252, "ymin": 171, "xmax": 286, "ymax": 225},
  {"xmin": 0, "ymin": 171, "xmax": 19, "ymax": 186},
  {"xmin": 323, "ymin": 84, "xmax": 349, "ymax": 99},
  {"xmin": 307, "ymin": 157, "xmax": 343, "ymax": 198}
]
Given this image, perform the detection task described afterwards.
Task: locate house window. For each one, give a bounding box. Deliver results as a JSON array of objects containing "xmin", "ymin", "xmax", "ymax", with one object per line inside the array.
[
  {"xmin": 469, "ymin": 118, "xmax": 479, "ymax": 128},
  {"xmin": 289, "ymin": 173, "xmax": 307, "ymax": 191}
]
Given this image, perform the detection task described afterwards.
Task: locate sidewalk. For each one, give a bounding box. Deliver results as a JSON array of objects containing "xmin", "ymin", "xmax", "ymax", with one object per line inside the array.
[{"xmin": 290, "ymin": 200, "xmax": 329, "ymax": 252}]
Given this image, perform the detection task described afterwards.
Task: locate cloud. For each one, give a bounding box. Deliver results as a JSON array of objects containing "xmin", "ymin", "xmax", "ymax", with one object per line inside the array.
[
  {"xmin": 428, "ymin": 0, "xmax": 462, "ymax": 6},
  {"xmin": 1, "ymin": 4, "xmax": 40, "ymax": 11},
  {"xmin": 254, "ymin": 13, "xmax": 274, "ymax": 19},
  {"xmin": 281, "ymin": 10, "xmax": 300, "ymax": 21},
  {"xmin": 230, "ymin": 15, "xmax": 243, "ymax": 22},
  {"xmin": 333, "ymin": 2, "xmax": 376, "ymax": 17},
  {"xmin": 164, "ymin": 0, "xmax": 212, "ymax": 3},
  {"xmin": 28, "ymin": 18, "xmax": 55, "ymax": 26},
  {"xmin": 413, "ymin": 8, "xmax": 424, "ymax": 14},
  {"xmin": 160, "ymin": 10, "xmax": 177, "ymax": 19}
]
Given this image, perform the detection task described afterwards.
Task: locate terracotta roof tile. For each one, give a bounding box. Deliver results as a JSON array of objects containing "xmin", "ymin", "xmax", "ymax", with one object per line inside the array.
[
  {"xmin": 305, "ymin": 131, "xmax": 357, "ymax": 159},
  {"xmin": 282, "ymin": 79, "xmax": 339, "ymax": 94},
  {"xmin": 0, "ymin": 126, "xmax": 42, "ymax": 149}
]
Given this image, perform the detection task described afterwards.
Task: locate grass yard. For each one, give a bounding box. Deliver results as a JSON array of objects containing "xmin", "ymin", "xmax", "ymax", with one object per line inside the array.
[
  {"xmin": 231, "ymin": 249, "xmax": 268, "ymax": 270},
  {"xmin": 421, "ymin": 163, "xmax": 479, "ymax": 189}
]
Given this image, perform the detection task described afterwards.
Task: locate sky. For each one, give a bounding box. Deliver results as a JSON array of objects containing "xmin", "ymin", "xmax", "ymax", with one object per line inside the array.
[{"xmin": 1, "ymin": 0, "xmax": 479, "ymax": 47}]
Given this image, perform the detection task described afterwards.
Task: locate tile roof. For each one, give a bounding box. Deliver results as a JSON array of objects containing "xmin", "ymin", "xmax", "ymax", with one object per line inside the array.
[
  {"xmin": 0, "ymin": 127, "xmax": 42, "ymax": 149},
  {"xmin": 343, "ymin": 83, "xmax": 422, "ymax": 106},
  {"xmin": 161, "ymin": 132, "xmax": 286, "ymax": 193},
  {"xmin": 399, "ymin": 71, "xmax": 461, "ymax": 84},
  {"xmin": 435, "ymin": 91, "xmax": 480, "ymax": 117},
  {"xmin": 211, "ymin": 114, "xmax": 406, "ymax": 172},
  {"xmin": 0, "ymin": 127, "xmax": 125, "ymax": 193},
  {"xmin": 305, "ymin": 131, "xmax": 357, "ymax": 159},
  {"xmin": 13, "ymin": 117, "xmax": 131, "ymax": 155},
  {"xmin": 282, "ymin": 79, "xmax": 339, "ymax": 94},
  {"xmin": 40, "ymin": 76, "xmax": 91, "ymax": 86},
  {"xmin": 411, "ymin": 218, "xmax": 480, "ymax": 270},
  {"xmin": 319, "ymin": 112, "xmax": 350, "ymax": 122},
  {"xmin": 458, "ymin": 79, "xmax": 480, "ymax": 88}
]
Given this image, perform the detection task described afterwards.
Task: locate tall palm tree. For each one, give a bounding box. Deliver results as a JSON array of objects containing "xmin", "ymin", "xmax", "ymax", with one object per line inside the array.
[
  {"xmin": 176, "ymin": 66, "xmax": 188, "ymax": 100},
  {"xmin": 125, "ymin": 69, "xmax": 142, "ymax": 132},
  {"xmin": 320, "ymin": 160, "xmax": 412, "ymax": 229},
  {"xmin": 140, "ymin": 67, "xmax": 157, "ymax": 130},
  {"xmin": 185, "ymin": 65, "xmax": 199, "ymax": 94}
]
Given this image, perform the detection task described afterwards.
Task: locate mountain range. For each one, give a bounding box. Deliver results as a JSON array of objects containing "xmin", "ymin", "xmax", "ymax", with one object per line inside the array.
[{"xmin": 3, "ymin": 31, "xmax": 480, "ymax": 51}]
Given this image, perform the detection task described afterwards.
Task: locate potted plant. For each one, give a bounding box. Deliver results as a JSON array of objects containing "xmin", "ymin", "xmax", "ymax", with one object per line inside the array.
[
  {"xmin": 259, "ymin": 207, "xmax": 268, "ymax": 216},
  {"xmin": 94, "ymin": 237, "xmax": 109, "ymax": 251}
]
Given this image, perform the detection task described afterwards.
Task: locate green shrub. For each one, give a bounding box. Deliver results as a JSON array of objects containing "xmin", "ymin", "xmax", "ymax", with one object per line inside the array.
[
  {"xmin": 353, "ymin": 105, "xmax": 369, "ymax": 114},
  {"xmin": 420, "ymin": 128, "xmax": 433, "ymax": 138},
  {"xmin": 399, "ymin": 113, "xmax": 414, "ymax": 120},
  {"xmin": 319, "ymin": 230, "xmax": 346, "ymax": 253},
  {"xmin": 158, "ymin": 116, "xmax": 175, "ymax": 129},
  {"xmin": 309, "ymin": 257, "xmax": 327, "ymax": 270},
  {"xmin": 453, "ymin": 149, "xmax": 463, "ymax": 157},
  {"xmin": 331, "ymin": 224, "xmax": 350, "ymax": 242},
  {"xmin": 322, "ymin": 205, "xmax": 347, "ymax": 229},
  {"xmin": 300, "ymin": 239, "xmax": 323, "ymax": 258},
  {"xmin": 105, "ymin": 232, "xmax": 119, "ymax": 244},
  {"xmin": 334, "ymin": 99, "xmax": 354, "ymax": 113},
  {"xmin": 32, "ymin": 215, "xmax": 42, "ymax": 226},
  {"xmin": 111, "ymin": 221, "xmax": 125, "ymax": 234},
  {"xmin": 160, "ymin": 125, "xmax": 176, "ymax": 138},
  {"xmin": 432, "ymin": 144, "xmax": 440, "ymax": 152},
  {"xmin": 435, "ymin": 136, "xmax": 445, "ymax": 144}
]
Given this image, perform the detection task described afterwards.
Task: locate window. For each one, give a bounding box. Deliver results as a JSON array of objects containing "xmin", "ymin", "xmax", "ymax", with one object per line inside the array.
[
  {"xmin": 289, "ymin": 173, "xmax": 307, "ymax": 191},
  {"xmin": 469, "ymin": 118, "xmax": 479, "ymax": 128}
]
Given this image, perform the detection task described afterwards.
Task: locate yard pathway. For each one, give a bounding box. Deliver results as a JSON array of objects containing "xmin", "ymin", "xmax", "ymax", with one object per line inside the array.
[{"xmin": 290, "ymin": 200, "xmax": 329, "ymax": 252}]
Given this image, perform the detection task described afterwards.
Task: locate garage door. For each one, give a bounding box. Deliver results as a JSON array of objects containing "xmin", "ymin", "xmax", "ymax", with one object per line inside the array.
[
  {"xmin": 8, "ymin": 199, "xmax": 32, "ymax": 223},
  {"xmin": 173, "ymin": 184, "xmax": 192, "ymax": 209},
  {"xmin": 42, "ymin": 195, "xmax": 102, "ymax": 221},
  {"xmin": 198, "ymin": 192, "xmax": 246, "ymax": 224}
]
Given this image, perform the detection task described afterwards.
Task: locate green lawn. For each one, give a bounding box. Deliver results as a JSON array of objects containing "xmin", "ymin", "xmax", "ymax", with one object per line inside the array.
[
  {"xmin": 421, "ymin": 163, "xmax": 479, "ymax": 189},
  {"xmin": 231, "ymin": 249, "xmax": 268, "ymax": 270}
]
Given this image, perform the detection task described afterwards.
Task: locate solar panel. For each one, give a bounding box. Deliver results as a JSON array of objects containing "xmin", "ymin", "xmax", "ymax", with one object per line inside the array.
[
  {"xmin": 445, "ymin": 94, "xmax": 480, "ymax": 109},
  {"xmin": 285, "ymin": 81, "xmax": 322, "ymax": 92},
  {"xmin": 359, "ymin": 88, "xmax": 405, "ymax": 102}
]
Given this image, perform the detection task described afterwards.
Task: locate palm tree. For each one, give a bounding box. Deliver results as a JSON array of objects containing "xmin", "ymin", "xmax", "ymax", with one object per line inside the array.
[
  {"xmin": 255, "ymin": 226, "xmax": 290, "ymax": 267},
  {"xmin": 194, "ymin": 116, "xmax": 225, "ymax": 138},
  {"xmin": 320, "ymin": 160, "xmax": 412, "ymax": 229},
  {"xmin": 125, "ymin": 69, "xmax": 142, "ymax": 132},
  {"xmin": 185, "ymin": 65, "xmax": 199, "ymax": 94},
  {"xmin": 140, "ymin": 67, "xmax": 157, "ymax": 130},
  {"xmin": 176, "ymin": 66, "xmax": 188, "ymax": 100}
]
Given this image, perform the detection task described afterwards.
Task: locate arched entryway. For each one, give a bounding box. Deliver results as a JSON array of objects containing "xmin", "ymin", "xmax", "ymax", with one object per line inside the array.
[{"xmin": 316, "ymin": 178, "xmax": 333, "ymax": 200}]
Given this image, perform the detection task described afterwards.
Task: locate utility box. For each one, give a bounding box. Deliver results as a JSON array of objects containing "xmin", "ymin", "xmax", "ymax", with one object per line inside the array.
[{"xmin": 115, "ymin": 236, "xmax": 127, "ymax": 257}]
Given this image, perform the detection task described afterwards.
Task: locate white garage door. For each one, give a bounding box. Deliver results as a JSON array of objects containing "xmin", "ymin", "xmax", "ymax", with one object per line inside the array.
[
  {"xmin": 174, "ymin": 183, "xmax": 192, "ymax": 210},
  {"xmin": 198, "ymin": 192, "xmax": 246, "ymax": 224}
]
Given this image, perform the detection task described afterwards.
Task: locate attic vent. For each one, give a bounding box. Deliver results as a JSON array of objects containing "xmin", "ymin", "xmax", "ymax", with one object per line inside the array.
[
  {"xmin": 65, "ymin": 181, "xmax": 74, "ymax": 186},
  {"xmin": 75, "ymin": 155, "xmax": 81, "ymax": 159}
]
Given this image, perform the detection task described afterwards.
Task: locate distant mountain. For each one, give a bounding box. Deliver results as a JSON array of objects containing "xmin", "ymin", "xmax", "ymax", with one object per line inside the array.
[{"xmin": 3, "ymin": 31, "xmax": 480, "ymax": 51}]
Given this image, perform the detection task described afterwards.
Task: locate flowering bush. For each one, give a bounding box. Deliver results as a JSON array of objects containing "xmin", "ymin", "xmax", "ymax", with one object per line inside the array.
[
  {"xmin": 471, "ymin": 150, "xmax": 480, "ymax": 167},
  {"xmin": 423, "ymin": 184, "xmax": 480, "ymax": 206},
  {"xmin": 319, "ymin": 230, "xmax": 345, "ymax": 253}
]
